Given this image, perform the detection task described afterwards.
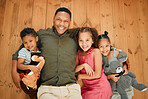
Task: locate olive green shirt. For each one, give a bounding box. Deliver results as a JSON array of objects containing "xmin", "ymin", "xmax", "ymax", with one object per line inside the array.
[{"xmin": 12, "ymin": 27, "xmax": 77, "ymax": 86}]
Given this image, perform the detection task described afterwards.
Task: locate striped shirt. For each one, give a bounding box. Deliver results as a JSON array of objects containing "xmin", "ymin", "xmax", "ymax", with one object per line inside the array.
[
  {"xmin": 18, "ymin": 48, "xmax": 41, "ymax": 65},
  {"xmin": 18, "ymin": 48, "xmax": 31, "ymax": 65}
]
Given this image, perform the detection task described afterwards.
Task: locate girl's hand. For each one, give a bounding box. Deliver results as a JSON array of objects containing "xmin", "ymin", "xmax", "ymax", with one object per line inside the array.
[
  {"xmin": 83, "ymin": 63, "xmax": 94, "ymax": 76},
  {"xmin": 108, "ymin": 74, "xmax": 120, "ymax": 82},
  {"xmin": 76, "ymin": 79, "xmax": 85, "ymax": 88},
  {"xmin": 29, "ymin": 65, "xmax": 40, "ymax": 77},
  {"xmin": 123, "ymin": 65, "xmax": 128, "ymax": 75}
]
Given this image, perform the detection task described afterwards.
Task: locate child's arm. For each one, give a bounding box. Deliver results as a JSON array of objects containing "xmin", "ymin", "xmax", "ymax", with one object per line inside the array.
[
  {"xmin": 75, "ymin": 54, "xmax": 84, "ymax": 72},
  {"xmin": 125, "ymin": 58, "xmax": 130, "ymax": 70},
  {"xmin": 75, "ymin": 54, "xmax": 85, "ymax": 88},
  {"xmin": 116, "ymin": 50, "xmax": 129, "ymax": 75},
  {"xmin": 78, "ymin": 49, "xmax": 102, "ymax": 80},
  {"xmin": 75, "ymin": 54, "xmax": 94, "ymax": 76},
  {"xmin": 76, "ymin": 79, "xmax": 85, "ymax": 88},
  {"xmin": 123, "ymin": 63, "xmax": 129, "ymax": 75},
  {"xmin": 107, "ymin": 50, "xmax": 128, "ymax": 81},
  {"xmin": 18, "ymin": 58, "xmax": 40, "ymax": 74}
]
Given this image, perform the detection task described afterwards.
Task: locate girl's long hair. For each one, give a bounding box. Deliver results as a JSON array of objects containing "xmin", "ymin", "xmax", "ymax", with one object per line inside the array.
[{"xmin": 75, "ymin": 27, "xmax": 98, "ymax": 51}]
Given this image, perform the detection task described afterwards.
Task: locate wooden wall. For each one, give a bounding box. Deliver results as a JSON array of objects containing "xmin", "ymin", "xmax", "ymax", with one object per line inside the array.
[{"xmin": 0, "ymin": 0, "xmax": 147, "ymax": 99}]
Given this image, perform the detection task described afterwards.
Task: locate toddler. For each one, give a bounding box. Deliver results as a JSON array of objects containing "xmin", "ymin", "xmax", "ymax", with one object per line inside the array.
[
  {"xmin": 98, "ymin": 31, "xmax": 134, "ymax": 99},
  {"xmin": 17, "ymin": 28, "xmax": 41, "ymax": 99}
]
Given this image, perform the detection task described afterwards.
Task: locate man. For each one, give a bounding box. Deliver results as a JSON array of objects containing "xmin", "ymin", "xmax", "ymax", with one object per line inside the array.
[{"xmin": 12, "ymin": 7, "xmax": 82, "ymax": 99}]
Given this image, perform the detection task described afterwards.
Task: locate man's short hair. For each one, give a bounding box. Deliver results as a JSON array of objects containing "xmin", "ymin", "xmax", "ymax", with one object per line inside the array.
[{"xmin": 55, "ymin": 7, "xmax": 71, "ymax": 19}]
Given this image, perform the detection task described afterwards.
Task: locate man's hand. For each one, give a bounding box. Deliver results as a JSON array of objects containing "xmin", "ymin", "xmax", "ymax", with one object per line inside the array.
[
  {"xmin": 11, "ymin": 71, "xmax": 21, "ymax": 90},
  {"xmin": 11, "ymin": 60, "xmax": 21, "ymax": 90}
]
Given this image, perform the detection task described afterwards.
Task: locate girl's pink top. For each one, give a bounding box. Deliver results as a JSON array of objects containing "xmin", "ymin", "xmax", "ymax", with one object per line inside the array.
[{"xmin": 78, "ymin": 48, "xmax": 112, "ymax": 99}]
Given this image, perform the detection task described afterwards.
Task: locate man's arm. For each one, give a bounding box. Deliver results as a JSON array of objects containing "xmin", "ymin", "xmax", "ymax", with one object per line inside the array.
[
  {"xmin": 11, "ymin": 44, "xmax": 24, "ymax": 89},
  {"xmin": 12, "ymin": 44, "xmax": 24, "ymax": 60},
  {"xmin": 11, "ymin": 60, "xmax": 21, "ymax": 89}
]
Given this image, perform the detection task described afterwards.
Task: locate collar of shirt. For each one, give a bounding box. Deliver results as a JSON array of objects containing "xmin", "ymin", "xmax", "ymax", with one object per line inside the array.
[{"xmin": 52, "ymin": 26, "xmax": 69, "ymax": 37}]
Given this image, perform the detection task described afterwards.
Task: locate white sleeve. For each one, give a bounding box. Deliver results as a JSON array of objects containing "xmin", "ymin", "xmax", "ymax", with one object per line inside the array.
[{"xmin": 18, "ymin": 48, "xmax": 27, "ymax": 59}]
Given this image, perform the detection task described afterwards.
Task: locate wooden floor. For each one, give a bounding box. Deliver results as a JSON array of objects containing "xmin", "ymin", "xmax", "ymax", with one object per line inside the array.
[{"xmin": 0, "ymin": 0, "xmax": 147, "ymax": 99}]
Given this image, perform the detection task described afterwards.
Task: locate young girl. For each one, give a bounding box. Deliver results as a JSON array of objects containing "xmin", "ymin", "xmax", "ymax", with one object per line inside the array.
[
  {"xmin": 98, "ymin": 31, "xmax": 134, "ymax": 99},
  {"xmin": 18, "ymin": 28, "xmax": 41, "ymax": 99},
  {"xmin": 75, "ymin": 27, "xmax": 112, "ymax": 99}
]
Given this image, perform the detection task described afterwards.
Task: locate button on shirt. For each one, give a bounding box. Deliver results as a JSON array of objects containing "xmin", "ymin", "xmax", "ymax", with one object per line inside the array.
[{"xmin": 37, "ymin": 27, "xmax": 77, "ymax": 86}]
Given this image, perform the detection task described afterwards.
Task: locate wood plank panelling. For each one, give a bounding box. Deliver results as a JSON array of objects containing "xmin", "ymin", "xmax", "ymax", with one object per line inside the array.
[
  {"xmin": 46, "ymin": 0, "xmax": 61, "ymax": 28},
  {"xmin": 136, "ymin": 0, "xmax": 148, "ymax": 98},
  {"xmin": 0, "ymin": 0, "xmax": 21, "ymax": 99},
  {"xmin": 0, "ymin": 0, "xmax": 147, "ymax": 99},
  {"xmin": 124, "ymin": 0, "xmax": 145, "ymax": 98},
  {"xmin": 100, "ymin": 0, "xmax": 114, "ymax": 46},
  {"xmin": 113, "ymin": 0, "xmax": 128, "ymax": 52},
  {"xmin": 0, "ymin": 0, "xmax": 6, "ymax": 45},
  {"xmin": 10, "ymin": 0, "xmax": 34, "ymax": 98},
  {"xmin": 86, "ymin": 0, "xmax": 101, "ymax": 33},
  {"xmin": 32, "ymin": 0, "xmax": 47, "ymax": 31},
  {"xmin": 73, "ymin": 0, "xmax": 87, "ymax": 27}
]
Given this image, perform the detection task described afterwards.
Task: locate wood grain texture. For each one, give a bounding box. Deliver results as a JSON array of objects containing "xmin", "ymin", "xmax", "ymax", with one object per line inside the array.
[
  {"xmin": 100, "ymin": 0, "xmax": 114, "ymax": 46},
  {"xmin": 73, "ymin": 0, "xmax": 87, "ymax": 27},
  {"xmin": 32, "ymin": 0, "xmax": 47, "ymax": 31},
  {"xmin": 46, "ymin": 0, "xmax": 60, "ymax": 28},
  {"xmin": 124, "ymin": 0, "xmax": 145, "ymax": 98},
  {"xmin": 0, "ymin": 0, "xmax": 147, "ymax": 99},
  {"xmin": 136, "ymin": 0, "xmax": 148, "ymax": 98},
  {"xmin": 86, "ymin": 0, "xmax": 101, "ymax": 33},
  {"xmin": 112, "ymin": 0, "xmax": 127, "ymax": 52}
]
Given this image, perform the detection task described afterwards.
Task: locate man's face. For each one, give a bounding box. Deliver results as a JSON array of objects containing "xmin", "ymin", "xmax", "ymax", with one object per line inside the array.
[{"xmin": 53, "ymin": 11, "xmax": 71, "ymax": 35}]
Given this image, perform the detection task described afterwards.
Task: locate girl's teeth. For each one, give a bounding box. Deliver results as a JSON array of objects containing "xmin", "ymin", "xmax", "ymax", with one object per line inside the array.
[
  {"xmin": 59, "ymin": 27, "xmax": 64, "ymax": 29},
  {"xmin": 83, "ymin": 46, "xmax": 87, "ymax": 49}
]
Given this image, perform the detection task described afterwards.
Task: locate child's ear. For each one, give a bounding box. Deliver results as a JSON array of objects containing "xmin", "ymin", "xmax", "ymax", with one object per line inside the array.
[
  {"xmin": 36, "ymin": 36, "xmax": 38, "ymax": 42},
  {"xmin": 117, "ymin": 51, "xmax": 127, "ymax": 62}
]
